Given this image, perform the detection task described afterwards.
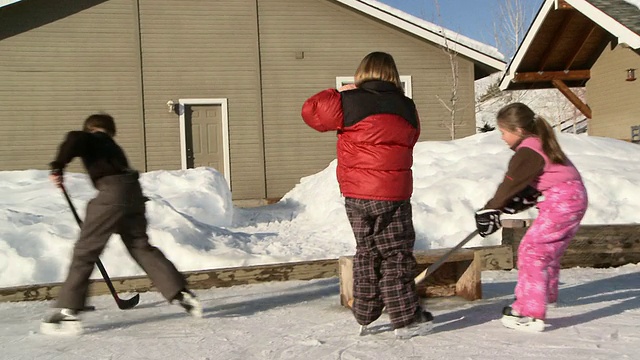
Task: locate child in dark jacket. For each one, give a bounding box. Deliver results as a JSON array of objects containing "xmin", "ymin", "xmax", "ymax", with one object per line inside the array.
[
  {"xmin": 41, "ymin": 114, "xmax": 202, "ymax": 336},
  {"xmin": 475, "ymin": 103, "xmax": 588, "ymax": 332},
  {"xmin": 301, "ymin": 52, "xmax": 432, "ymax": 339}
]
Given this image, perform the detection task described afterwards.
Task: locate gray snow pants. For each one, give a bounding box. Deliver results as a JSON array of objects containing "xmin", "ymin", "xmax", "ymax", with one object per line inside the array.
[{"xmin": 56, "ymin": 172, "xmax": 186, "ymax": 310}]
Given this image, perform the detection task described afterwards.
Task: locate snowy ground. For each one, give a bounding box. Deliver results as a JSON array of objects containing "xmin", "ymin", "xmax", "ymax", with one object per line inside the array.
[{"xmin": 1, "ymin": 264, "xmax": 639, "ymax": 359}]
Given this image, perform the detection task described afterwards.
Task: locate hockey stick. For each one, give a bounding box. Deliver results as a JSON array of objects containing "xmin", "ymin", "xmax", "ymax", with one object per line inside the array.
[
  {"xmin": 414, "ymin": 229, "xmax": 480, "ymax": 285},
  {"xmin": 60, "ymin": 185, "xmax": 140, "ymax": 310}
]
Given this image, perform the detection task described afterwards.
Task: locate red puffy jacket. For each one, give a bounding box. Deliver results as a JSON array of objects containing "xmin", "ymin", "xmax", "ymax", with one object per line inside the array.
[{"xmin": 301, "ymin": 80, "xmax": 420, "ymax": 201}]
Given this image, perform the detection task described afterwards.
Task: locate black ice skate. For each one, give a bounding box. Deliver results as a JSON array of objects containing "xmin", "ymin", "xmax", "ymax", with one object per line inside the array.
[
  {"xmin": 40, "ymin": 308, "xmax": 83, "ymax": 336},
  {"xmin": 174, "ymin": 289, "xmax": 203, "ymax": 318}
]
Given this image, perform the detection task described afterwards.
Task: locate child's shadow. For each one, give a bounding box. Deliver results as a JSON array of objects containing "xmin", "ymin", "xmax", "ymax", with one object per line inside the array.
[
  {"xmin": 433, "ymin": 272, "xmax": 640, "ymax": 333},
  {"xmin": 431, "ymin": 280, "xmax": 516, "ymax": 333},
  {"xmin": 547, "ymin": 272, "xmax": 640, "ymax": 330}
]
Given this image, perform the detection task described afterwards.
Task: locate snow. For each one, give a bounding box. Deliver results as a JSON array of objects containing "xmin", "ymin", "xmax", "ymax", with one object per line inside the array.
[
  {"xmin": 476, "ymin": 72, "xmax": 587, "ymax": 133},
  {"xmin": 2, "ymin": 85, "xmax": 640, "ymax": 359},
  {"xmin": 2, "ymin": 132, "xmax": 639, "ymax": 288},
  {"xmin": 624, "ymin": 0, "xmax": 640, "ymax": 10},
  {"xmin": 1, "ymin": 266, "xmax": 639, "ymax": 359}
]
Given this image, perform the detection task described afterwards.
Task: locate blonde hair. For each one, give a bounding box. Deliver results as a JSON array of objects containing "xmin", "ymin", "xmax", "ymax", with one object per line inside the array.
[
  {"xmin": 354, "ymin": 52, "xmax": 403, "ymax": 91},
  {"xmin": 496, "ymin": 103, "xmax": 568, "ymax": 164}
]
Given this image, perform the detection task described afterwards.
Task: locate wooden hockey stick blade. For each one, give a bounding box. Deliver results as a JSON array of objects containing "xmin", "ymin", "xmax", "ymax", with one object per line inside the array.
[{"xmin": 413, "ymin": 230, "xmax": 480, "ymax": 285}]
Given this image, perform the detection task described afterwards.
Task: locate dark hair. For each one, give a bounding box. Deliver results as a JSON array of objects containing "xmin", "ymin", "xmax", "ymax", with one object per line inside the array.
[
  {"xmin": 83, "ymin": 113, "xmax": 116, "ymax": 136},
  {"xmin": 354, "ymin": 51, "xmax": 403, "ymax": 91},
  {"xmin": 496, "ymin": 103, "xmax": 568, "ymax": 164}
]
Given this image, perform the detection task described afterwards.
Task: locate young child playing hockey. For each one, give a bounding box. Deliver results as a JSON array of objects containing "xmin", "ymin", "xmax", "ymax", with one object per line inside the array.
[
  {"xmin": 41, "ymin": 113, "xmax": 202, "ymax": 335},
  {"xmin": 475, "ymin": 102, "xmax": 588, "ymax": 332},
  {"xmin": 301, "ymin": 51, "xmax": 432, "ymax": 339}
]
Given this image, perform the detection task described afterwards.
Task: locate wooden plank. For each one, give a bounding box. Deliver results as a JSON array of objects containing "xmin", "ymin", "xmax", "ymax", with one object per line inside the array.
[
  {"xmin": 502, "ymin": 224, "xmax": 640, "ymax": 269},
  {"xmin": 471, "ymin": 245, "xmax": 514, "ymax": 270},
  {"xmin": 456, "ymin": 258, "xmax": 482, "ymax": 301},
  {"xmin": 513, "ymin": 70, "xmax": 590, "ymax": 83},
  {"xmin": 339, "ymin": 248, "xmax": 482, "ymax": 308},
  {"xmin": 0, "ymin": 259, "xmax": 339, "ymax": 303},
  {"xmin": 552, "ymin": 79, "xmax": 592, "ymax": 118},
  {"xmin": 338, "ymin": 257, "xmax": 354, "ymax": 307}
]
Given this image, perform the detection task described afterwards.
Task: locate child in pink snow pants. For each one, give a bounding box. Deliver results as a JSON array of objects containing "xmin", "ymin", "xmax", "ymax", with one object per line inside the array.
[
  {"xmin": 514, "ymin": 180, "xmax": 587, "ymax": 320},
  {"xmin": 474, "ymin": 102, "xmax": 588, "ymax": 332}
]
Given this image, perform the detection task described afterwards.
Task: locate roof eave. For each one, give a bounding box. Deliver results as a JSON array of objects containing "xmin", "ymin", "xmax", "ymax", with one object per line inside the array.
[
  {"xmin": 334, "ymin": 0, "xmax": 506, "ymax": 73},
  {"xmin": 499, "ymin": 0, "xmax": 555, "ymax": 91},
  {"xmin": 565, "ymin": 0, "xmax": 640, "ymax": 49}
]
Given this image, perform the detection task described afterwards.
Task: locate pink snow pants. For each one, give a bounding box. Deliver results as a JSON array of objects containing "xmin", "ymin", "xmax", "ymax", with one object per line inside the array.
[{"xmin": 512, "ymin": 180, "xmax": 588, "ymax": 320}]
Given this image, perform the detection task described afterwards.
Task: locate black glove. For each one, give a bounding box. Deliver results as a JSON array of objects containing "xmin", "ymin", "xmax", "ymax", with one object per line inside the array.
[
  {"xmin": 475, "ymin": 209, "xmax": 502, "ymax": 237},
  {"xmin": 502, "ymin": 186, "xmax": 541, "ymax": 214}
]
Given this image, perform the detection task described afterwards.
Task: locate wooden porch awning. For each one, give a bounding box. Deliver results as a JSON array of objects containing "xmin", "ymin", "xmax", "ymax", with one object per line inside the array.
[{"xmin": 498, "ymin": 0, "xmax": 640, "ymax": 119}]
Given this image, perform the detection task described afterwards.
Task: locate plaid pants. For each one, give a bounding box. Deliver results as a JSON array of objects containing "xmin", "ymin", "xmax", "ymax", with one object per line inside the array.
[{"xmin": 345, "ymin": 197, "xmax": 419, "ymax": 329}]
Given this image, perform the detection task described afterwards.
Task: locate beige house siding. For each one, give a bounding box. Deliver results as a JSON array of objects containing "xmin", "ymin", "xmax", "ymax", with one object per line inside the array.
[
  {"xmin": 257, "ymin": 0, "xmax": 476, "ymax": 197},
  {"xmin": 588, "ymin": 43, "xmax": 640, "ymax": 141},
  {"xmin": 137, "ymin": 0, "xmax": 265, "ymax": 199},
  {"xmin": 0, "ymin": 0, "xmax": 491, "ymax": 201},
  {"xmin": 0, "ymin": 0, "xmax": 145, "ymax": 173}
]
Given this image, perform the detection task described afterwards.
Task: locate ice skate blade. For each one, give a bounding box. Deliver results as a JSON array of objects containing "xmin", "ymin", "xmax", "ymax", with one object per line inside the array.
[
  {"xmin": 501, "ymin": 315, "xmax": 545, "ymax": 333},
  {"xmin": 394, "ymin": 321, "xmax": 434, "ymax": 339},
  {"xmin": 40, "ymin": 321, "xmax": 83, "ymax": 336}
]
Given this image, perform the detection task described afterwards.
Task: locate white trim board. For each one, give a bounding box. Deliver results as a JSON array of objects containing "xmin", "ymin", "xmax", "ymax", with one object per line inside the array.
[
  {"xmin": 565, "ymin": 0, "xmax": 640, "ymax": 49},
  {"xmin": 499, "ymin": 0, "xmax": 555, "ymax": 90},
  {"xmin": 0, "ymin": 0, "xmax": 21, "ymax": 7},
  {"xmin": 333, "ymin": 0, "xmax": 505, "ymax": 71},
  {"xmin": 178, "ymin": 98, "xmax": 231, "ymax": 188}
]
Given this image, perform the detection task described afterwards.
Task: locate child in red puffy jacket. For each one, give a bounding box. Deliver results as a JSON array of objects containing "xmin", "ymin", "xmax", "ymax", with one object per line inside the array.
[{"xmin": 301, "ymin": 52, "xmax": 431, "ymax": 339}]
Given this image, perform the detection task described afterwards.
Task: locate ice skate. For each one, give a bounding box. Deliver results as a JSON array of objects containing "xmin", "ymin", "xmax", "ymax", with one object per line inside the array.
[
  {"xmin": 501, "ymin": 306, "xmax": 545, "ymax": 333},
  {"xmin": 359, "ymin": 325, "xmax": 369, "ymax": 336},
  {"xmin": 394, "ymin": 308, "xmax": 434, "ymax": 339},
  {"xmin": 174, "ymin": 289, "xmax": 203, "ymax": 318},
  {"xmin": 40, "ymin": 308, "xmax": 83, "ymax": 336}
]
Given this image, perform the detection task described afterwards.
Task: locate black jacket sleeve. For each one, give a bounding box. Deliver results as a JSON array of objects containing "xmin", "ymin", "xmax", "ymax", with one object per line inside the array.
[{"xmin": 49, "ymin": 131, "xmax": 89, "ymax": 173}]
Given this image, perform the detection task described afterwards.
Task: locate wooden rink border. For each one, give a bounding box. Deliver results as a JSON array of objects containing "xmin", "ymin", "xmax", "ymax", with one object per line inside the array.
[
  {"xmin": 0, "ymin": 245, "xmax": 513, "ymax": 304},
  {"xmin": 3, "ymin": 219, "xmax": 638, "ymax": 304}
]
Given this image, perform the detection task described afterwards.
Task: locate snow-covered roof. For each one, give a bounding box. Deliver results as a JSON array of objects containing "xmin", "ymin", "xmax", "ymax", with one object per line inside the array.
[
  {"xmin": 333, "ymin": 0, "xmax": 505, "ymax": 72},
  {"xmin": 0, "ymin": 0, "xmax": 20, "ymax": 6}
]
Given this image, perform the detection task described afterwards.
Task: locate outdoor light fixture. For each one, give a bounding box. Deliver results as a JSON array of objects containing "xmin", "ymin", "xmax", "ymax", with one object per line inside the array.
[{"xmin": 626, "ymin": 68, "xmax": 636, "ymax": 81}]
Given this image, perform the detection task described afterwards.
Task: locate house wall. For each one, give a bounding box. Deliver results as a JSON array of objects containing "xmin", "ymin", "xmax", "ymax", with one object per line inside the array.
[
  {"xmin": 0, "ymin": 0, "xmax": 482, "ymax": 201},
  {"xmin": 0, "ymin": 0, "xmax": 145, "ymax": 173},
  {"xmin": 588, "ymin": 43, "xmax": 640, "ymax": 141},
  {"xmin": 137, "ymin": 0, "xmax": 266, "ymax": 199},
  {"xmin": 257, "ymin": 0, "xmax": 477, "ymax": 197}
]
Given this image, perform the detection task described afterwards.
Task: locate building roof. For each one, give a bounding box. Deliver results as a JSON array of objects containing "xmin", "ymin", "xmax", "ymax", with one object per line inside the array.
[
  {"xmin": 500, "ymin": 0, "xmax": 640, "ymax": 91},
  {"xmin": 333, "ymin": 0, "xmax": 505, "ymax": 78},
  {"xmin": 0, "ymin": 0, "xmax": 506, "ymax": 79}
]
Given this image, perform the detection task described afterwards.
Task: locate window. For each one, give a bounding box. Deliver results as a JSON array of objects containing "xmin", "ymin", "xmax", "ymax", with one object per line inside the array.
[{"xmin": 335, "ymin": 76, "xmax": 412, "ymax": 98}]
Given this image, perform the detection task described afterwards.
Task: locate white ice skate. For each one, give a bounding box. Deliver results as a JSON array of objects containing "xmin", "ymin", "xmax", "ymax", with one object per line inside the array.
[
  {"xmin": 40, "ymin": 308, "xmax": 83, "ymax": 336},
  {"xmin": 394, "ymin": 308, "xmax": 434, "ymax": 340},
  {"xmin": 501, "ymin": 306, "xmax": 545, "ymax": 333}
]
